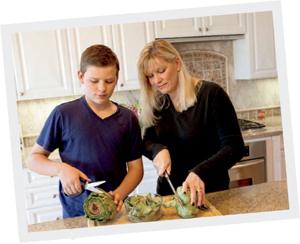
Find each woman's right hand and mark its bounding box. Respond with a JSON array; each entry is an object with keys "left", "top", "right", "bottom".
[
  {"left": 153, "top": 149, "right": 172, "bottom": 177},
  {"left": 58, "top": 163, "right": 91, "bottom": 196}
]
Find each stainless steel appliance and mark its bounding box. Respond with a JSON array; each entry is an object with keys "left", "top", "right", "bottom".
[
  {"left": 238, "top": 119, "right": 266, "bottom": 133},
  {"left": 228, "top": 124, "right": 267, "bottom": 188}
]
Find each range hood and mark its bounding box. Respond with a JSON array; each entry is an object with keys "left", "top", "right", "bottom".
[{"left": 157, "top": 34, "right": 245, "bottom": 43}]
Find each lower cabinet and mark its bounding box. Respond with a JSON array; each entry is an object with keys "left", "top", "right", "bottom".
[
  {"left": 23, "top": 168, "right": 62, "bottom": 225},
  {"left": 131, "top": 156, "right": 157, "bottom": 195},
  {"left": 27, "top": 205, "right": 62, "bottom": 225},
  {"left": 280, "top": 134, "right": 287, "bottom": 180},
  {"left": 265, "top": 133, "right": 286, "bottom": 182}
]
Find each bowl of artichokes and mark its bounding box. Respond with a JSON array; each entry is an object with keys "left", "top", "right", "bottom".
[{"left": 124, "top": 193, "right": 163, "bottom": 222}]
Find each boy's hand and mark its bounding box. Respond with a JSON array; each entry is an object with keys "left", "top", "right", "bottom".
[
  {"left": 58, "top": 162, "right": 91, "bottom": 196},
  {"left": 109, "top": 191, "right": 123, "bottom": 212}
]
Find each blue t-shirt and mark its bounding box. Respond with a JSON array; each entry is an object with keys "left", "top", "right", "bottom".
[{"left": 36, "top": 96, "right": 142, "bottom": 218}]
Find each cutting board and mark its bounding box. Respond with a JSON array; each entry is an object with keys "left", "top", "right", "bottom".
[{"left": 87, "top": 195, "right": 222, "bottom": 227}]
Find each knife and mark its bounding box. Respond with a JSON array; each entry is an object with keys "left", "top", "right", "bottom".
[{"left": 164, "top": 172, "right": 184, "bottom": 209}]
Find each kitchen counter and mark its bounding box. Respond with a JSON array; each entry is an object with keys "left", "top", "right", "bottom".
[
  {"left": 27, "top": 180, "right": 289, "bottom": 232},
  {"left": 206, "top": 180, "right": 289, "bottom": 215},
  {"left": 242, "top": 125, "right": 283, "bottom": 141}
]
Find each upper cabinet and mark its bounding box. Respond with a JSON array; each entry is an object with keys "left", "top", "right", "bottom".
[
  {"left": 12, "top": 30, "right": 74, "bottom": 101},
  {"left": 112, "top": 22, "right": 155, "bottom": 91},
  {"left": 66, "top": 25, "right": 114, "bottom": 95},
  {"left": 233, "top": 11, "right": 277, "bottom": 79},
  {"left": 154, "top": 14, "right": 246, "bottom": 38},
  {"left": 12, "top": 22, "right": 155, "bottom": 101}
]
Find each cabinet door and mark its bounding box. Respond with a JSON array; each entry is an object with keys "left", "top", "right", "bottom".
[
  {"left": 112, "top": 22, "right": 155, "bottom": 91},
  {"left": 24, "top": 185, "right": 61, "bottom": 209},
  {"left": 26, "top": 205, "right": 62, "bottom": 225},
  {"left": 12, "top": 29, "right": 74, "bottom": 100},
  {"left": 233, "top": 11, "right": 277, "bottom": 79},
  {"left": 203, "top": 14, "right": 246, "bottom": 35},
  {"left": 23, "top": 168, "right": 59, "bottom": 189},
  {"left": 155, "top": 17, "right": 203, "bottom": 38},
  {"left": 67, "top": 26, "right": 114, "bottom": 94},
  {"left": 132, "top": 156, "right": 157, "bottom": 195}
]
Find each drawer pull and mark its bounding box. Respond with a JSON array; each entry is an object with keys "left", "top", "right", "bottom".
[
  {"left": 53, "top": 194, "right": 58, "bottom": 198},
  {"left": 56, "top": 217, "right": 60, "bottom": 220}
]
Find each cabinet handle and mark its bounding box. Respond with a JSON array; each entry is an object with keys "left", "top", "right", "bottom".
[
  {"left": 53, "top": 194, "right": 57, "bottom": 198},
  {"left": 120, "top": 83, "right": 124, "bottom": 87},
  {"left": 206, "top": 27, "right": 209, "bottom": 31},
  {"left": 198, "top": 28, "right": 202, "bottom": 32},
  {"left": 56, "top": 217, "right": 60, "bottom": 220},
  {"left": 19, "top": 92, "right": 24, "bottom": 96}
]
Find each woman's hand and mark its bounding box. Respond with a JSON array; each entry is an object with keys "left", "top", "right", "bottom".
[
  {"left": 109, "top": 191, "right": 123, "bottom": 212},
  {"left": 182, "top": 172, "right": 205, "bottom": 208},
  {"left": 58, "top": 163, "right": 91, "bottom": 196},
  {"left": 153, "top": 149, "right": 172, "bottom": 177}
]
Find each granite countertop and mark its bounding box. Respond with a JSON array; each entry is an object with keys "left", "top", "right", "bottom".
[
  {"left": 206, "top": 180, "right": 289, "bottom": 215},
  {"left": 27, "top": 180, "right": 289, "bottom": 232},
  {"left": 242, "top": 125, "right": 283, "bottom": 141}
]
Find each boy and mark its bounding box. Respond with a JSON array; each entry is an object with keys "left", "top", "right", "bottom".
[{"left": 26, "top": 45, "right": 144, "bottom": 219}]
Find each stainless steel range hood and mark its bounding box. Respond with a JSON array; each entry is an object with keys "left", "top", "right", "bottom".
[{"left": 157, "top": 34, "right": 245, "bottom": 43}]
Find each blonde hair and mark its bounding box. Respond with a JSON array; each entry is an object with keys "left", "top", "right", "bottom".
[{"left": 137, "top": 39, "right": 197, "bottom": 128}]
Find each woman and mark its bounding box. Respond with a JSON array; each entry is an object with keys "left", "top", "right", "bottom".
[{"left": 137, "top": 39, "right": 244, "bottom": 209}]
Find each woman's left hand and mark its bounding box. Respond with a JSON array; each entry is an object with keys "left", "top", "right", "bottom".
[{"left": 182, "top": 172, "right": 205, "bottom": 208}]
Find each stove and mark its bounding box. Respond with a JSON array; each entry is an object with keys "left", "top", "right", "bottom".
[{"left": 238, "top": 119, "right": 266, "bottom": 133}]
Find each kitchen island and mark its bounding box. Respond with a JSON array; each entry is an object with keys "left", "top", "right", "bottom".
[{"left": 27, "top": 180, "right": 289, "bottom": 232}]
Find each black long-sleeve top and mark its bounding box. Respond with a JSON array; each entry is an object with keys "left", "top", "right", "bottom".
[{"left": 143, "top": 81, "right": 245, "bottom": 195}]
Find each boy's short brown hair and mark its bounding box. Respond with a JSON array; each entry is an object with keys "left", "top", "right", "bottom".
[{"left": 80, "top": 44, "right": 120, "bottom": 76}]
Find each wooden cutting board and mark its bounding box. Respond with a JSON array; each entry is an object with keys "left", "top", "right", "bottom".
[{"left": 88, "top": 195, "right": 222, "bottom": 227}]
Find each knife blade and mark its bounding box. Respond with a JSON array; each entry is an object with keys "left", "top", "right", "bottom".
[{"left": 164, "top": 172, "right": 184, "bottom": 209}]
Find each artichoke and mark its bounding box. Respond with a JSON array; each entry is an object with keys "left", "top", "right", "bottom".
[
  {"left": 125, "top": 193, "right": 162, "bottom": 222},
  {"left": 83, "top": 189, "right": 117, "bottom": 223},
  {"left": 163, "top": 186, "right": 199, "bottom": 218}
]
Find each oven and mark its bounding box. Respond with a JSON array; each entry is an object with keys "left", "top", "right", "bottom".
[{"left": 228, "top": 124, "right": 267, "bottom": 188}]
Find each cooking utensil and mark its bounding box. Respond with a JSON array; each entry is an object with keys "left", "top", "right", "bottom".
[
  {"left": 62, "top": 178, "right": 106, "bottom": 198},
  {"left": 164, "top": 172, "right": 184, "bottom": 209},
  {"left": 200, "top": 205, "right": 209, "bottom": 212}
]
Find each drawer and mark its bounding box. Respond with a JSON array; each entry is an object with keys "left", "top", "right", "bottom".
[
  {"left": 26, "top": 205, "right": 62, "bottom": 225},
  {"left": 23, "top": 168, "right": 59, "bottom": 189},
  {"left": 25, "top": 185, "right": 61, "bottom": 209}
]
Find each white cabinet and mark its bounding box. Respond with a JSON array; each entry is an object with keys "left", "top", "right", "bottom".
[
  {"left": 112, "top": 22, "right": 155, "bottom": 91},
  {"left": 280, "top": 134, "right": 287, "bottom": 180},
  {"left": 12, "top": 26, "right": 114, "bottom": 101},
  {"left": 233, "top": 11, "right": 277, "bottom": 79},
  {"left": 67, "top": 25, "right": 114, "bottom": 95},
  {"left": 12, "top": 29, "right": 74, "bottom": 100},
  {"left": 155, "top": 14, "right": 246, "bottom": 38},
  {"left": 265, "top": 134, "right": 286, "bottom": 182},
  {"left": 12, "top": 22, "right": 155, "bottom": 100},
  {"left": 27, "top": 205, "right": 63, "bottom": 225},
  {"left": 23, "top": 168, "right": 62, "bottom": 225},
  {"left": 132, "top": 156, "right": 157, "bottom": 195}
]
